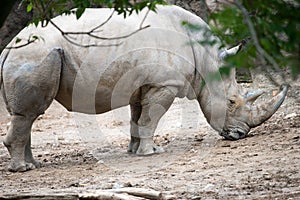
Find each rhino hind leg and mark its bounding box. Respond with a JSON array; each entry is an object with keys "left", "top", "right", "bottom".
[
  {"left": 3, "top": 115, "right": 38, "bottom": 172},
  {"left": 134, "top": 86, "right": 175, "bottom": 155},
  {"left": 3, "top": 48, "right": 62, "bottom": 172}
]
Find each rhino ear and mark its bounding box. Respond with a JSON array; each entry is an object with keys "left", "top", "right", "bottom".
[{"left": 244, "top": 90, "right": 264, "bottom": 104}]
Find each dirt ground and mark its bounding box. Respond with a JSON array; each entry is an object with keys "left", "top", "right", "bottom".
[{"left": 0, "top": 78, "right": 299, "bottom": 199}]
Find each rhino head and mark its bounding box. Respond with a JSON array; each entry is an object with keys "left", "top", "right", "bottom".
[
  {"left": 196, "top": 44, "right": 288, "bottom": 140},
  {"left": 219, "top": 84, "right": 288, "bottom": 140}
]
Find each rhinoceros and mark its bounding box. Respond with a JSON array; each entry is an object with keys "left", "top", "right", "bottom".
[{"left": 0, "top": 5, "right": 288, "bottom": 172}]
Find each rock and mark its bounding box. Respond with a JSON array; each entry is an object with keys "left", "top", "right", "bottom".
[
  {"left": 284, "top": 113, "right": 297, "bottom": 119},
  {"left": 203, "top": 183, "right": 215, "bottom": 191},
  {"left": 112, "top": 183, "right": 124, "bottom": 189}
]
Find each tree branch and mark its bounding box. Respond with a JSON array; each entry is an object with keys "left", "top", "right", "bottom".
[
  {"left": 140, "top": 8, "right": 150, "bottom": 29},
  {"left": 63, "top": 34, "right": 122, "bottom": 48},
  {"left": 48, "top": 9, "right": 151, "bottom": 47},
  {"left": 5, "top": 35, "right": 39, "bottom": 49},
  {"left": 90, "top": 11, "right": 115, "bottom": 32}
]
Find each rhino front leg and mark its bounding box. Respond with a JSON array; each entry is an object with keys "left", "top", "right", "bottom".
[
  {"left": 135, "top": 86, "right": 175, "bottom": 155},
  {"left": 3, "top": 115, "right": 37, "bottom": 172}
]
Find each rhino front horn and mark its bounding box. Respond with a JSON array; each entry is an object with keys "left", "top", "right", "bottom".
[{"left": 249, "top": 85, "right": 289, "bottom": 127}]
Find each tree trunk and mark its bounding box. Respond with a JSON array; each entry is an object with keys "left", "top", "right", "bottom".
[{"left": 0, "top": 0, "right": 32, "bottom": 53}]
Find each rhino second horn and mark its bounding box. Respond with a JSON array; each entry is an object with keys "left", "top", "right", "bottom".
[
  {"left": 249, "top": 85, "right": 289, "bottom": 127},
  {"left": 244, "top": 90, "right": 264, "bottom": 104}
]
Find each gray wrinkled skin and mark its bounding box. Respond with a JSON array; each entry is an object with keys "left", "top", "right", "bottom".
[{"left": 0, "top": 5, "right": 288, "bottom": 172}]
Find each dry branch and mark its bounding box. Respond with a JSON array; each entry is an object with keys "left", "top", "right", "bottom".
[
  {"left": 0, "top": 187, "right": 176, "bottom": 200},
  {"left": 48, "top": 8, "right": 151, "bottom": 48},
  {"left": 104, "top": 187, "right": 176, "bottom": 200},
  {"left": 5, "top": 35, "right": 40, "bottom": 49},
  {"left": 80, "top": 191, "right": 145, "bottom": 200}
]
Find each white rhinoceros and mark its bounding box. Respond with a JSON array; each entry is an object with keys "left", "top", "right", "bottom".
[{"left": 0, "top": 5, "right": 288, "bottom": 172}]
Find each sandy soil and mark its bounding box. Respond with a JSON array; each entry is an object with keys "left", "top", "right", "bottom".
[{"left": 0, "top": 80, "right": 299, "bottom": 199}]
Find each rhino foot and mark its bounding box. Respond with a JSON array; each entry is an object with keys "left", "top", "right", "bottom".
[
  {"left": 26, "top": 158, "right": 42, "bottom": 168},
  {"left": 8, "top": 162, "right": 36, "bottom": 172},
  {"left": 136, "top": 138, "right": 164, "bottom": 155},
  {"left": 30, "top": 159, "right": 42, "bottom": 168},
  {"left": 127, "top": 137, "right": 140, "bottom": 153}
]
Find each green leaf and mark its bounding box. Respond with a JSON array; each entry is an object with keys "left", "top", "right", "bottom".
[
  {"left": 181, "top": 21, "right": 203, "bottom": 31},
  {"left": 27, "top": 2, "right": 33, "bottom": 12},
  {"left": 219, "top": 66, "right": 231, "bottom": 76},
  {"left": 32, "top": 35, "right": 39, "bottom": 40},
  {"left": 33, "top": 19, "right": 39, "bottom": 27},
  {"left": 15, "top": 38, "right": 22, "bottom": 44},
  {"left": 75, "top": 7, "right": 85, "bottom": 19}
]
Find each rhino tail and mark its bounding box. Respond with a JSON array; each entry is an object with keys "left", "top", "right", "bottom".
[{"left": 0, "top": 55, "right": 4, "bottom": 90}]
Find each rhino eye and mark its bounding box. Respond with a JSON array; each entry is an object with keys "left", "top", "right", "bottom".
[
  {"left": 229, "top": 99, "right": 235, "bottom": 104},
  {"left": 228, "top": 99, "right": 236, "bottom": 110}
]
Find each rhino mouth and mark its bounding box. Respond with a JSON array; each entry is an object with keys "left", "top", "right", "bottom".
[{"left": 220, "top": 128, "right": 248, "bottom": 140}]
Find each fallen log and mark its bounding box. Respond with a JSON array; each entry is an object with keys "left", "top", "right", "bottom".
[
  {"left": 86, "top": 187, "right": 176, "bottom": 200},
  {"left": 0, "top": 187, "right": 176, "bottom": 200},
  {"left": 79, "top": 191, "right": 145, "bottom": 200}
]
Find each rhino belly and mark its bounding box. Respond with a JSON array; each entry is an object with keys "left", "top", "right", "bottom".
[
  {"left": 54, "top": 19, "right": 196, "bottom": 114},
  {"left": 55, "top": 58, "right": 188, "bottom": 115}
]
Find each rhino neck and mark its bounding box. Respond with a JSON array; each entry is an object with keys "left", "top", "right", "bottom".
[{"left": 196, "top": 71, "right": 239, "bottom": 132}]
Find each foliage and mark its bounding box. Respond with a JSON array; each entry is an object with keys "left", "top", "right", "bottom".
[
  {"left": 208, "top": 0, "right": 300, "bottom": 79},
  {"left": 22, "top": 0, "right": 166, "bottom": 26}
]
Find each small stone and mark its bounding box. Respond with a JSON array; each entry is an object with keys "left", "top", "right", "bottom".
[
  {"left": 221, "top": 144, "right": 231, "bottom": 147},
  {"left": 123, "top": 182, "right": 132, "bottom": 187},
  {"left": 203, "top": 183, "right": 214, "bottom": 191},
  {"left": 112, "top": 183, "right": 124, "bottom": 189},
  {"left": 284, "top": 113, "right": 297, "bottom": 119},
  {"left": 97, "top": 160, "right": 105, "bottom": 164},
  {"left": 293, "top": 136, "right": 299, "bottom": 140},
  {"left": 272, "top": 90, "right": 278, "bottom": 96}
]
